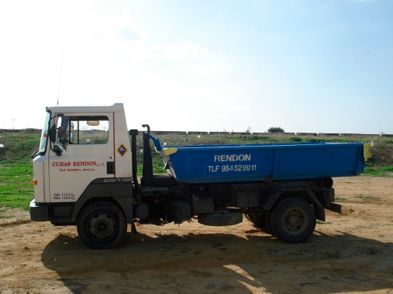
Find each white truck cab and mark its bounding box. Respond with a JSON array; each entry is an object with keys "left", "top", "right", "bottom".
[
  {"left": 32, "top": 103, "right": 132, "bottom": 203},
  {"left": 30, "top": 103, "right": 136, "bottom": 248}
]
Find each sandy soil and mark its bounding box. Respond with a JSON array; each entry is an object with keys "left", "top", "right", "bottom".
[{"left": 0, "top": 176, "right": 393, "bottom": 294}]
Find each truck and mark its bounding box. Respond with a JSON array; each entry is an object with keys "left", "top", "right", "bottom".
[{"left": 30, "top": 103, "right": 367, "bottom": 249}]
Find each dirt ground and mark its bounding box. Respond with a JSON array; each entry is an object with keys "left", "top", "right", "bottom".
[{"left": 0, "top": 176, "right": 392, "bottom": 294}]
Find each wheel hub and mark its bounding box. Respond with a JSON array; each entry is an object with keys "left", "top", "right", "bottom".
[
  {"left": 89, "top": 214, "right": 116, "bottom": 239},
  {"left": 283, "top": 208, "right": 307, "bottom": 233}
]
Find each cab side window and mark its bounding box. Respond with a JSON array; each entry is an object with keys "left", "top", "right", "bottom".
[{"left": 68, "top": 116, "right": 109, "bottom": 144}]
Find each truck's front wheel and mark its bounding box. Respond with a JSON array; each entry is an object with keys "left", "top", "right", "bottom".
[
  {"left": 77, "top": 201, "right": 127, "bottom": 249},
  {"left": 270, "top": 197, "right": 316, "bottom": 243}
]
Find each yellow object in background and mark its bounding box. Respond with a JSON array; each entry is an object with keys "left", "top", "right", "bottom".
[
  {"left": 363, "top": 143, "right": 372, "bottom": 162},
  {"left": 161, "top": 147, "right": 178, "bottom": 157}
]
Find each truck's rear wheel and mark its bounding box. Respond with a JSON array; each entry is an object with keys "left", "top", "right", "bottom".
[
  {"left": 77, "top": 201, "right": 127, "bottom": 249},
  {"left": 270, "top": 197, "right": 316, "bottom": 243}
]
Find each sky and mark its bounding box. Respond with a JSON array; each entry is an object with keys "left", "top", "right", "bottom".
[{"left": 0, "top": 0, "right": 392, "bottom": 133}]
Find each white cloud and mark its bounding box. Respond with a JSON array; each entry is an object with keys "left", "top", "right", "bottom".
[
  {"left": 151, "top": 42, "right": 209, "bottom": 60},
  {"left": 183, "top": 62, "right": 232, "bottom": 76},
  {"left": 0, "top": 0, "right": 235, "bottom": 129}
]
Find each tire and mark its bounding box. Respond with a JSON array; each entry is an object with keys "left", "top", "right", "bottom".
[
  {"left": 270, "top": 197, "right": 316, "bottom": 243},
  {"left": 246, "top": 209, "right": 273, "bottom": 234},
  {"left": 77, "top": 201, "right": 127, "bottom": 249}
]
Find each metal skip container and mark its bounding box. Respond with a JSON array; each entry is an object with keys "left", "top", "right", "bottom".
[{"left": 159, "top": 142, "right": 366, "bottom": 184}]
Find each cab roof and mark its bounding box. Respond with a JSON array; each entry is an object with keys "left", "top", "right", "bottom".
[{"left": 46, "top": 103, "right": 124, "bottom": 114}]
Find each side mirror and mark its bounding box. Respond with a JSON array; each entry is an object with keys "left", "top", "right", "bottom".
[
  {"left": 49, "top": 125, "right": 56, "bottom": 143},
  {"left": 52, "top": 144, "right": 64, "bottom": 156}
]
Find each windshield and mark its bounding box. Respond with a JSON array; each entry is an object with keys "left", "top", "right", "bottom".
[{"left": 38, "top": 111, "right": 51, "bottom": 154}]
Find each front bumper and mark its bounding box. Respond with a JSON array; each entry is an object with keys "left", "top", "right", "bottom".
[{"left": 29, "top": 199, "right": 50, "bottom": 221}]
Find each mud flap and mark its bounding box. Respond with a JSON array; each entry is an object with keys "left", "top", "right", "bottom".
[{"left": 328, "top": 202, "right": 342, "bottom": 213}]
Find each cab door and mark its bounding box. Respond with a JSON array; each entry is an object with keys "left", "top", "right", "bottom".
[{"left": 48, "top": 113, "right": 115, "bottom": 203}]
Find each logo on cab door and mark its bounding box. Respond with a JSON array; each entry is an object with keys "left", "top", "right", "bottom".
[{"left": 52, "top": 161, "right": 104, "bottom": 172}]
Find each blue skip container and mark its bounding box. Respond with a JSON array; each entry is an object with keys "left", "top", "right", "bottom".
[{"left": 157, "top": 141, "right": 366, "bottom": 184}]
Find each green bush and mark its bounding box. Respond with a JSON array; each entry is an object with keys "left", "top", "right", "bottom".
[{"left": 268, "top": 127, "right": 284, "bottom": 133}]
